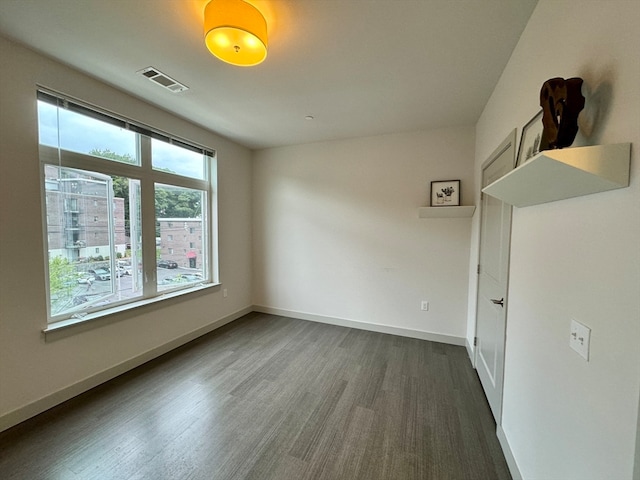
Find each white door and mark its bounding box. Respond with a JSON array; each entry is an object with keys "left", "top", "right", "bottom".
[{"left": 475, "top": 130, "right": 516, "bottom": 423}]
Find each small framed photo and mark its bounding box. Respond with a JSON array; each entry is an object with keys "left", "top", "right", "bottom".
[
  {"left": 516, "top": 110, "right": 544, "bottom": 167},
  {"left": 431, "top": 180, "right": 460, "bottom": 206}
]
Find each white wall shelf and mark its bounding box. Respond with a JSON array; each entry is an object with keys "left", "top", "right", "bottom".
[
  {"left": 482, "top": 143, "right": 631, "bottom": 208},
  {"left": 418, "top": 206, "right": 476, "bottom": 218}
]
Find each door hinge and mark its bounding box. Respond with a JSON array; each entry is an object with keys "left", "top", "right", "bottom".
[
  {"left": 477, "top": 264, "right": 481, "bottom": 275},
  {"left": 474, "top": 337, "right": 478, "bottom": 346}
]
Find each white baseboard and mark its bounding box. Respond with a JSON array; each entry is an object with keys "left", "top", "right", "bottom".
[
  {"left": 253, "top": 305, "right": 465, "bottom": 346},
  {"left": 0, "top": 305, "right": 252, "bottom": 433},
  {"left": 497, "top": 425, "right": 523, "bottom": 480}
]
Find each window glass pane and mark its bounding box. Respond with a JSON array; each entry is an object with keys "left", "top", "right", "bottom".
[
  {"left": 38, "top": 91, "right": 215, "bottom": 324},
  {"left": 38, "top": 101, "right": 60, "bottom": 148},
  {"left": 37, "top": 100, "right": 138, "bottom": 165},
  {"left": 127, "top": 180, "right": 144, "bottom": 294},
  {"left": 44, "top": 166, "right": 143, "bottom": 317},
  {"left": 152, "top": 139, "right": 205, "bottom": 179},
  {"left": 155, "top": 184, "right": 206, "bottom": 291}
]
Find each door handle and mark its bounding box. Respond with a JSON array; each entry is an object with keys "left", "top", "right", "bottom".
[{"left": 490, "top": 297, "right": 504, "bottom": 307}]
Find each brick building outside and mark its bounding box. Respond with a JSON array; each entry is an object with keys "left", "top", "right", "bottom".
[
  {"left": 157, "top": 218, "right": 203, "bottom": 269},
  {"left": 44, "top": 165, "right": 127, "bottom": 262}
]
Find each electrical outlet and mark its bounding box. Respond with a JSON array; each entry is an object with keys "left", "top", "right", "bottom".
[
  {"left": 223, "top": 288, "right": 228, "bottom": 298},
  {"left": 570, "top": 319, "right": 591, "bottom": 361},
  {"left": 421, "top": 301, "right": 429, "bottom": 311}
]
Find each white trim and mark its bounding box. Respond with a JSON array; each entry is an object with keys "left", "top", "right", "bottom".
[
  {"left": 497, "top": 425, "right": 523, "bottom": 480},
  {"left": 0, "top": 305, "right": 252, "bottom": 433},
  {"left": 474, "top": 130, "right": 517, "bottom": 425},
  {"left": 253, "top": 305, "right": 465, "bottom": 346}
]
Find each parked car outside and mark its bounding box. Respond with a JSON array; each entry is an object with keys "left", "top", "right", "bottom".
[
  {"left": 158, "top": 260, "right": 178, "bottom": 269},
  {"left": 89, "top": 268, "right": 111, "bottom": 281},
  {"left": 117, "top": 260, "right": 133, "bottom": 276},
  {"left": 108, "top": 266, "right": 127, "bottom": 277}
]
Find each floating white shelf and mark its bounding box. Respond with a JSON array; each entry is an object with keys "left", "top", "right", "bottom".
[
  {"left": 418, "top": 206, "right": 476, "bottom": 218},
  {"left": 482, "top": 143, "right": 631, "bottom": 207}
]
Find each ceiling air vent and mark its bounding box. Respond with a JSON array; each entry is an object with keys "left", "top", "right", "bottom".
[{"left": 137, "top": 67, "right": 189, "bottom": 93}]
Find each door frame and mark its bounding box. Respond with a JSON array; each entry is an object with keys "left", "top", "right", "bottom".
[{"left": 472, "top": 129, "right": 516, "bottom": 423}]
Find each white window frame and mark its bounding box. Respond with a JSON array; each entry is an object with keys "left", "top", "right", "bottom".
[{"left": 38, "top": 89, "right": 219, "bottom": 328}]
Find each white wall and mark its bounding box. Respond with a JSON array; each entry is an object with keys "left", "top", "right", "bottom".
[
  {"left": 253, "top": 127, "right": 475, "bottom": 341},
  {"left": 470, "top": 0, "right": 640, "bottom": 478},
  {"left": 0, "top": 37, "right": 253, "bottom": 429}
]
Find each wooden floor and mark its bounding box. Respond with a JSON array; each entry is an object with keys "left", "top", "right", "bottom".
[{"left": 0, "top": 313, "right": 511, "bottom": 480}]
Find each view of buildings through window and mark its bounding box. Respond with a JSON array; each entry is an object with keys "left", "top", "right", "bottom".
[
  {"left": 45, "top": 166, "right": 128, "bottom": 261},
  {"left": 38, "top": 91, "right": 215, "bottom": 322}
]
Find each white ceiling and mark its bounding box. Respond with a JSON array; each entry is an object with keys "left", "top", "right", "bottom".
[{"left": 0, "top": 0, "right": 538, "bottom": 150}]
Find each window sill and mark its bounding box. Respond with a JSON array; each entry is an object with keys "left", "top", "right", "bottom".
[{"left": 43, "top": 283, "right": 220, "bottom": 341}]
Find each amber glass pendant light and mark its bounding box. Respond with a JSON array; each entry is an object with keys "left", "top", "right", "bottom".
[{"left": 204, "top": 0, "right": 268, "bottom": 67}]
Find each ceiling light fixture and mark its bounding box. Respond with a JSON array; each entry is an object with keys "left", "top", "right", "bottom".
[{"left": 203, "top": 0, "right": 268, "bottom": 67}]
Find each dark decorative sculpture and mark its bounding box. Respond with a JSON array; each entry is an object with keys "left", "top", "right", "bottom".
[{"left": 539, "top": 77, "right": 585, "bottom": 151}]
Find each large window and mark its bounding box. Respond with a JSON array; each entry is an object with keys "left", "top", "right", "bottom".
[{"left": 38, "top": 90, "right": 217, "bottom": 324}]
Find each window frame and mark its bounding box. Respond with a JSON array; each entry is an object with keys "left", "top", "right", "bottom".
[{"left": 38, "top": 90, "right": 219, "bottom": 327}]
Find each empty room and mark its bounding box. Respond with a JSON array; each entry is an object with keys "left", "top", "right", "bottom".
[{"left": 0, "top": 1, "right": 638, "bottom": 479}]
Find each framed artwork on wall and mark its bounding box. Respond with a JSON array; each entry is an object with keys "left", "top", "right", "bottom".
[
  {"left": 516, "top": 110, "right": 544, "bottom": 167},
  {"left": 430, "top": 180, "right": 460, "bottom": 206}
]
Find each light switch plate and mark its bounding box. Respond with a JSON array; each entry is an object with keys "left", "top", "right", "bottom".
[{"left": 570, "top": 319, "right": 591, "bottom": 361}]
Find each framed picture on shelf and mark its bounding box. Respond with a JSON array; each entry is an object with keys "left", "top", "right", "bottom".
[
  {"left": 430, "top": 180, "right": 460, "bottom": 206},
  {"left": 516, "top": 110, "right": 544, "bottom": 167}
]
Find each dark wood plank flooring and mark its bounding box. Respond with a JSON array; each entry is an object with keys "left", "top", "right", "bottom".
[{"left": 0, "top": 313, "right": 511, "bottom": 479}]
